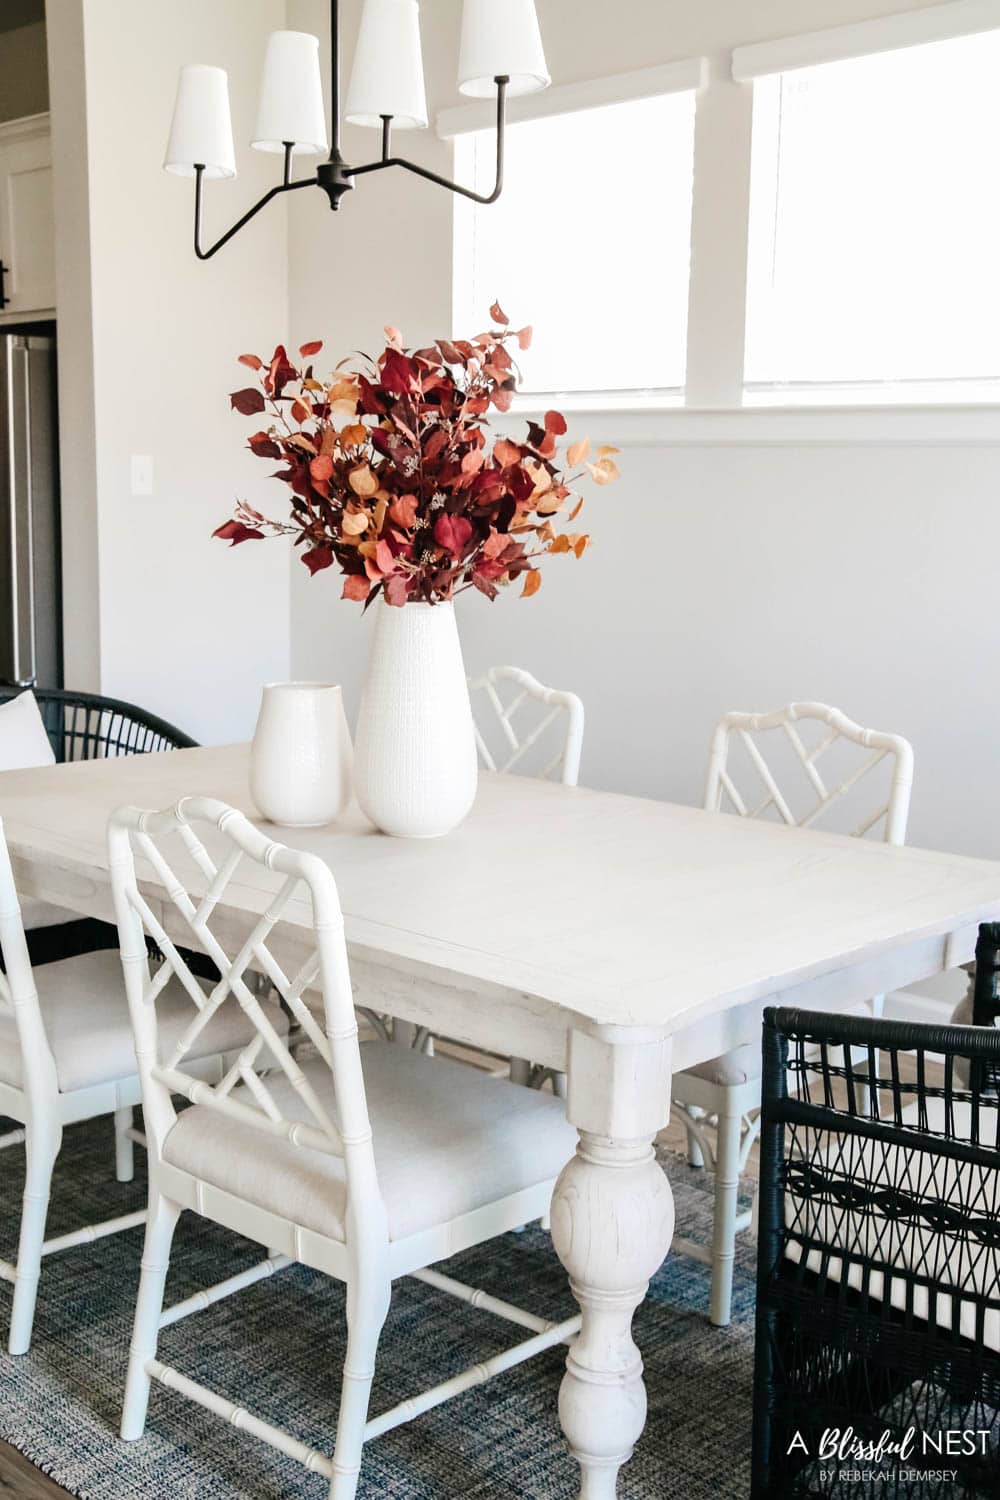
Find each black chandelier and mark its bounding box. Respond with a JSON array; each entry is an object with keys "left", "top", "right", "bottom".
[{"left": 163, "top": 0, "right": 550, "bottom": 261}]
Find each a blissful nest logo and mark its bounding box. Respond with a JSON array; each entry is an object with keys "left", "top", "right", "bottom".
[{"left": 788, "top": 1426, "right": 993, "bottom": 1485}]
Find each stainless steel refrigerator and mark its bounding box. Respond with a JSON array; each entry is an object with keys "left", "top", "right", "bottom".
[{"left": 0, "top": 329, "right": 61, "bottom": 687}]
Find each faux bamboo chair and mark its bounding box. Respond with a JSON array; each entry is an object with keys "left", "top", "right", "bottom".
[
  {"left": 752, "top": 1002, "right": 1000, "bottom": 1499},
  {"left": 0, "top": 686, "right": 197, "bottom": 968},
  {"left": 0, "top": 817, "right": 280, "bottom": 1355},
  {"left": 469, "top": 665, "right": 584, "bottom": 787},
  {"left": 467, "top": 665, "right": 584, "bottom": 1092},
  {"left": 671, "top": 702, "right": 914, "bottom": 1326},
  {"left": 375, "top": 666, "right": 584, "bottom": 1063},
  {"left": 109, "top": 797, "right": 580, "bottom": 1499}
]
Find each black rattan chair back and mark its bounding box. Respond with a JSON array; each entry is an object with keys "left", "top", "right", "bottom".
[
  {"left": 973, "top": 924, "right": 1000, "bottom": 1029},
  {"left": 0, "top": 687, "right": 196, "bottom": 965},
  {"left": 753, "top": 1002, "right": 1000, "bottom": 1499},
  {"left": 0, "top": 686, "right": 196, "bottom": 763}
]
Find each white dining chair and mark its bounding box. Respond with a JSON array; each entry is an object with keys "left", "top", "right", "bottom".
[
  {"left": 0, "top": 817, "right": 284, "bottom": 1355},
  {"left": 467, "top": 665, "right": 584, "bottom": 1091},
  {"left": 109, "top": 797, "right": 580, "bottom": 1500},
  {"left": 469, "top": 665, "right": 584, "bottom": 788},
  {"left": 671, "top": 702, "right": 914, "bottom": 1327},
  {"left": 373, "top": 666, "right": 584, "bottom": 1063}
]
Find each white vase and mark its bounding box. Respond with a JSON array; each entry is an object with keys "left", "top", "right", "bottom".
[
  {"left": 250, "top": 682, "right": 354, "bottom": 827},
  {"left": 353, "top": 599, "right": 478, "bottom": 838}
]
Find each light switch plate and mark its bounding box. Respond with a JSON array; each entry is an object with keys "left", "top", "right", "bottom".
[{"left": 130, "top": 454, "right": 154, "bottom": 496}]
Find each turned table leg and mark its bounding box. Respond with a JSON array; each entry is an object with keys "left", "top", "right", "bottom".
[{"left": 549, "top": 1027, "right": 674, "bottom": 1499}]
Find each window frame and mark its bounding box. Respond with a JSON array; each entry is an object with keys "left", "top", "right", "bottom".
[
  {"left": 441, "top": 61, "right": 704, "bottom": 411},
  {"left": 436, "top": 2, "right": 1000, "bottom": 430},
  {"left": 740, "top": 15, "right": 1000, "bottom": 406}
]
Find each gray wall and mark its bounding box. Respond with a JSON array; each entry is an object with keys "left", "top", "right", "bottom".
[{"left": 291, "top": 438, "right": 1000, "bottom": 863}]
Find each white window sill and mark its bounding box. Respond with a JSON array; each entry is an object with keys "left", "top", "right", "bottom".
[{"left": 502, "top": 399, "right": 1000, "bottom": 447}]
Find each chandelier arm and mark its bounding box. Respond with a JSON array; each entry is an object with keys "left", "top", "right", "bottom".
[
  {"left": 348, "top": 78, "right": 509, "bottom": 206},
  {"left": 193, "top": 165, "right": 319, "bottom": 261},
  {"left": 348, "top": 154, "right": 504, "bottom": 206}
]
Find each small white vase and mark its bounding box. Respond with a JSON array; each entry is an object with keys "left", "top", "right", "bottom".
[
  {"left": 250, "top": 682, "right": 354, "bottom": 828},
  {"left": 353, "top": 599, "right": 478, "bottom": 838}
]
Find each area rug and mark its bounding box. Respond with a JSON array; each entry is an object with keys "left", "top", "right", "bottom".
[{"left": 0, "top": 1116, "right": 757, "bottom": 1499}]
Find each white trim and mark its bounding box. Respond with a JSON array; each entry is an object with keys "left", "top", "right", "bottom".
[
  {"left": 732, "top": 0, "right": 1000, "bottom": 80},
  {"left": 500, "top": 402, "right": 1000, "bottom": 448},
  {"left": 0, "top": 111, "right": 50, "bottom": 146},
  {"left": 436, "top": 59, "right": 706, "bottom": 139},
  {"left": 510, "top": 389, "right": 684, "bottom": 415}
]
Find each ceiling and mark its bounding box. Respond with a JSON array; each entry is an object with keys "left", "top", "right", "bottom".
[{"left": 0, "top": 1, "right": 44, "bottom": 34}]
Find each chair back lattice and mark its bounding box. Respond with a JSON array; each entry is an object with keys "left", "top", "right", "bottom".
[
  {"left": 0, "top": 687, "right": 197, "bottom": 764},
  {"left": 0, "top": 820, "right": 59, "bottom": 1100},
  {"left": 704, "top": 701, "right": 914, "bottom": 846},
  {"left": 753, "top": 1005, "right": 1000, "bottom": 1499},
  {"left": 108, "top": 798, "right": 384, "bottom": 1242},
  {"left": 469, "top": 666, "right": 584, "bottom": 786}
]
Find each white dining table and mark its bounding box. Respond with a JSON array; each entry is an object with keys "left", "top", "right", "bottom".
[{"left": 3, "top": 741, "right": 1000, "bottom": 1498}]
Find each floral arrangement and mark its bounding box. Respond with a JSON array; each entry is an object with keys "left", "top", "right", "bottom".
[{"left": 214, "top": 305, "right": 618, "bottom": 607}]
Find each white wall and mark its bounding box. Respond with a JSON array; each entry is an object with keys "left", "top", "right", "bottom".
[
  {"left": 47, "top": 0, "right": 292, "bottom": 743},
  {"left": 47, "top": 2, "right": 100, "bottom": 692},
  {"left": 287, "top": 0, "right": 1000, "bottom": 865}
]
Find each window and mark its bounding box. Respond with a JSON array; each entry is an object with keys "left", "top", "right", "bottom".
[
  {"left": 452, "top": 90, "right": 696, "bottom": 402},
  {"left": 744, "top": 30, "right": 1000, "bottom": 405}
]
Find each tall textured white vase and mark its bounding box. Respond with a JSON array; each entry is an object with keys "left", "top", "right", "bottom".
[{"left": 353, "top": 600, "right": 478, "bottom": 838}]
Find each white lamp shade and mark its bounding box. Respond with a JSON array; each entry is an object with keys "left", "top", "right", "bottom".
[
  {"left": 346, "top": 0, "right": 429, "bottom": 130},
  {"left": 164, "top": 65, "right": 236, "bottom": 179},
  {"left": 458, "top": 0, "right": 550, "bottom": 98},
  {"left": 252, "top": 31, "right": 329, "bottom": 155}
]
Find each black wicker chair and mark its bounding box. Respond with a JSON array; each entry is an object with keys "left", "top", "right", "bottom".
[
  {"left": 752, "top": 995, "right": 1000, "bottom": 1499},
  {"left": 973, "top": 923, "right": 1000, "bottom": 1029},
  {"left": 0, "top": 686, "right": 197, "bottom": 763},
  {"left": 0, "top": 687, "right": 197, "bottom": 964}
]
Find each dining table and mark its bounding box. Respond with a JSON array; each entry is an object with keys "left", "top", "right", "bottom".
[{"left": 2, "top": 740, "right": 1000, "bottom": 1499}]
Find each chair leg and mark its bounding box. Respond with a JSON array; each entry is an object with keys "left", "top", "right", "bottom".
[
  {"left": 8, "top": 1120, "right": 61, "bottom": 1356},
  {"left": 121, "top": 1192, "right": 181, "bottom": 1441},
  {"left": 115, "top": 1106, "right": 135, "bottom": 1183},
  {"left": 684, "top": 1106, "right": 706, "bottom": 1169},
  {"left": 686, "top": 1129, "right": 705, "bottom": 1168},
  {"left": 392, "top": 1020, "right": 418, "bottom": 1048},
  {"left": 709, "top": 1101, "right": 743, "bottom": 1329},
  {"left": 328, "top": 1281, "right": 389, "bottom": 1500},
  {"left": 673, "top": 1102, "right": 707, "bottom": 1168}
]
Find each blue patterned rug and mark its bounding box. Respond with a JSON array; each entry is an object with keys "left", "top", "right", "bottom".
[{"left": 0, "top": 1115, "right": 756, "bottom": 1498}]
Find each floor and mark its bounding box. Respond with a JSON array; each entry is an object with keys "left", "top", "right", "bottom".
[
  {"left": 0, "top": 1038, "right": 703, "bottom": 1499},
  {"left": 0, "top": 1039, "right": 938, "bottom": 1498},
  {"left": 0, "top": 1444, "right": 71, "bottom": 1497}
]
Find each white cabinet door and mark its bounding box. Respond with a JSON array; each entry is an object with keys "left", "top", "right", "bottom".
[{"left": 0, "top": 117, "right": 55, "bottom": 319}]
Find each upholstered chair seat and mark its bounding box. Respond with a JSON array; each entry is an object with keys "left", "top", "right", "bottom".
[
  {"left": 0, "top": 949, "right": 287, "bottom": 1095},
  {"left": 164, "top": 1043, "right": 578, "bottom": 1244}
]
